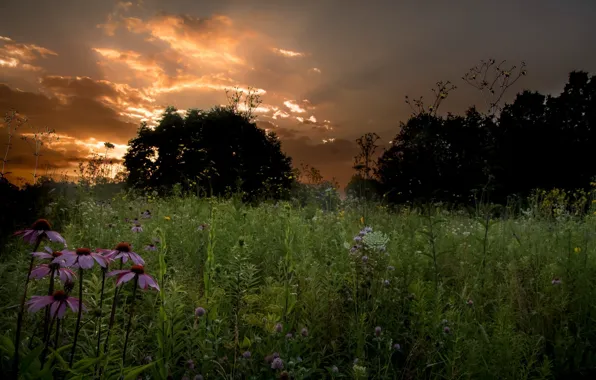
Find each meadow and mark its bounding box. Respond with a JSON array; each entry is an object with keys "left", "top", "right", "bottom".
[{"left": 1, "top": 190, "right": 596, "bottom": 379}]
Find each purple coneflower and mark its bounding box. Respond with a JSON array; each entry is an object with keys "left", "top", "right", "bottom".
[
  {"left": 27, "top": 290, "right": 84, "bottom": 319},
  {"left": 362, "top": 255, "right": 369, "bottom": 263},
  {"left": 271, "top": 357, "right": 284, "bottom": 370},
  {"left": 195, "top": 306, "right": 206, "bottom": 317},
  {"left": 14, "top": 219, "right": 66, "bottom": 245},
  {"left": 186, "top": 359, "right": 195, "bottom": 369},
  {"left": 32, "top": 246, "right": 64, "bottom": 261},
  {"left": 107, "top": 265, "right": 159, "bottom": 290},
  {"left": 131, "top": 224, "right": 143, "bottom": 233},
  {"left": 242, "top": 351, "right": 251, "bottom": 359},
  {"left": 144, "top": 244, "right": 157, "bottom": 252},
  {"left": 58, "top": 248, "right": 109, "bottom": 269},
  {"left": 141, "top": 210, "right": 152, "bottom": 219},
  {"left": 30, "top": 262, "right": 75, "bottom": 284},
  {"left": 101, "top": 242, "right": 145, "bottom": 265},
  {"left": 393, "top": 343, "right": 401, "bottom": 350},
  {"left": 285, "top": 332, "right": 292, "bottom": 339},
  {"left": 552, "top": 277, "right": 562, "bottom": 285},
  {"left": 467, "top": 299, "right": 474, "bottom": 306},
  {"left": 354, "top": 235, "right": 362, "bottom": 242},
  {"left": 443, "top": 326, "right": 451, "bottom": 334}
]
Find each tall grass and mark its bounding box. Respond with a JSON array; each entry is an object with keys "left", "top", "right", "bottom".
[{"left": 1, "top": 190, "right": 596, "bottom": 379}]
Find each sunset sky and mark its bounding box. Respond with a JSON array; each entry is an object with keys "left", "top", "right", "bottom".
[{"left": 1, "top": 0, "right": 595, "bottom": 187}]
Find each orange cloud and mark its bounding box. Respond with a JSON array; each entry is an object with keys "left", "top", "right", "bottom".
[
  {"left": 0, "top": 36, "right": 57, "bottom": 72},
  {"left": 273, "top": 48, "right": 306, "bottom": 58}
]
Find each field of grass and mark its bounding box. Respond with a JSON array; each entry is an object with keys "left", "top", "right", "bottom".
[{"left": 1, "top": 192, "right": 596, "bottom": 379}]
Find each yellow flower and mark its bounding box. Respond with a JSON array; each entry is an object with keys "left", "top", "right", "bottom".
[
  {"left": 574, "top": 247, "right": 581, "bottom": 253},
  {"left": 360, "top": 216, "right": 364, "bottom": 225},
  {"left": 592, "top": 199, "right": 596, "bottom": 203},
  {"left": 338, "top": 210, "right": 345, "bottom": 219},
  {"left": 164, "top": 216, "right": 171, "bottom": 221}
]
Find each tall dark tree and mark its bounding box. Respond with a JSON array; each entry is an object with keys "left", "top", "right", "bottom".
[{"left": 123, "top": 105, "right": 294, "bottom": 200}]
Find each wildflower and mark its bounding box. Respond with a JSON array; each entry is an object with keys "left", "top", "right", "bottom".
[
  {"left": 58, "top": 248, "right": 109, "bottom": 269},
  {"left": 552, "top": 277, "right": 562, "bottom": 285},
  {"left": 30, "top": 262, "right": 76, "bottom": 284},
  {"left": 14, "top": 219, "right": 66, "bottom": 245},
  {"left": 197, "top": 223, "right": 208, "bottom": 231},
  {"left": 375, "top": 326, "right": 382, "bottom": 337},
  {"left": 274, "top": 322, "right": 283, "bottom": 333},
  {"left": 362, "top": 255, "right": 369, "bottom": 263},
  {"left": 331, "top": 365, "right": 339, "bottom": 373},
  {"left": 364, "top": 226, "right": 373, "bottom": 233},
  {"left": 301, "top": 327, "right": 308, "bottom": 337},
  {"left": 195, "top": 307, "right": 206, "bottom": 317},
  {"left": 32, "top": 246, "right": 64, "bottom": 260},
  {"left": 273, "top": 352, "right": 280, "bottom": 359},
  {"left": 387, "top": 265, "right": 395, "bottom": 271},
  {"left": 131, "top": 224, "right": 143, "bottom": 233},
  {"left": 107, "top": 265, "right": 160, "bottom": 290},
  {"left": 574, "top": 247, "right": 581, "bottom": 253},
  {"left": 271, "top": 357, "right": 284, "bottom": 370},
  {"left": 393, "top": 343, "right": 401, "bottom": 350},
  {"left": 443, "top": 326, "right": 451, "bottom": 334},
  {"left": 101, "top": 242, "right": 145, "bottom": 265},
  {"left": 164, "top": 216, "right": 171, "bottom": 221},
  {"left": 144, "top": 244, "right": 157, "bottom": 251},
  {"left": 141, "top": 210, "right": 152, "bottom": 219},
  {"left": 285, "top": 333, "right": 293, "bottom": 339},
  {"left": 186, "top": 359, "right": 195, "bottom": 369},
  {"left": 383, "top": 279, "right": 390, "bottom": 287},
  {"left": 354, "top": 235, "right": 362, "bottom": 242},
  {"left": 467, "top": 299, "right": 474, "bottom": 306},
  {"left": 27, "top": 290, "right": 84, "bottom": 319},
  {"left": 242, "top": 351, "right": 251, "bottom": 359}
]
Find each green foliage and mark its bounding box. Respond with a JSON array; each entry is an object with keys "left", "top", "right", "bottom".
[{"left": 3, "top": 190, "right": 596, "bottom": 379}]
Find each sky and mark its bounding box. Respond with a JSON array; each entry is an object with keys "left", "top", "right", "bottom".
[{"left": 1, "top": 0, "right": 595, "bottom": 187}]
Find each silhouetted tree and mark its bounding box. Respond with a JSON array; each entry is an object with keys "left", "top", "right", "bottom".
[{"left": 124, "top": 106, "right": 294, "bottom": 200}]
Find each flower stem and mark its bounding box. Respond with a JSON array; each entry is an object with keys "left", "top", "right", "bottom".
[
  {"left": 96, "top": 268, "right": 107, "bottom": 357},
  {"left": 13, "top": 238, "right": 41, "bottom": 379},
  {"left": 40, "top": 304, "right": 59, "bottom": 367},
  {"left": 103, "top": 260, "right": 123, "bottom": 352},
  {"left": 122, "top": 276, "right": 138, "bottom": 364},
  {"left": 41, "top": 267, "right": 56, "bottom": 353},
  {"left": 69, "top": 268, "right": 84, "bottom": 367}
]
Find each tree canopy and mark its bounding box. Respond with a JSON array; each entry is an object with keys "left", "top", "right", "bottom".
[
  {"left": 376, "top": 70, "right": 596, "bottom": 206},
  {"left": 123, "top": 106, "right": 294, "bottom": 200}
]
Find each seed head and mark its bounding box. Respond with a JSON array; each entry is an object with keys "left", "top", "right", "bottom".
[
  {"left": 52, "top": 251, "right": 62, "bottom": 258},
  {"left": 75, "top": 248, "right": 91, "bottom": 256},
  {"left": 116, "top": 242, "right": 131, "bottom": 252},
  {"left": 32, "top": 219, "right": 51, "bottom": 231},
  {"left": 195, "top": 307, "right": 206, "bottom": 317},
  {"left": 52, "top": 290, "right": 67, "bottom": 301},
  {"left": 64, "top": 280, "right": 75, "bottom": 293}
]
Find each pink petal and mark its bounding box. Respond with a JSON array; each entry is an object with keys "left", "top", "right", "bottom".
[
  {"left": 45, "top": 231, "right": 66, "bottom": 244},
  {"left": 30, "top": 266, "right": 51, "bottom": 279},
  {"left": 145, "top": 275, "right": 160, "bottom": 291},
  {"left": 66, "top": 298, "right": 80, "bottom": 313},
  {"left": 78, "top": 255, "right": 94, "bottom": 269},
  {"left": 50, "top": 301, "right": 60, "bottom": 318},
  {"left": 58, "top": 268, "right": 75, "bottom": 283},
  {"left": 107, "top": 270, "right": 128, "bottom": 277},
  {"left": 32, "top": 251, "right": 53, "bottom": 259},
  {"left": 44, "top": 246, "right": 53, "bottom": 254},
  {"left": 57, "top": 253, "right": 76, "bottom": 267},
  {"left": 130, "top": 252, "right": 145, "bottom": 265},
  {"left": 137, "top": 275, "right": 147, "bottom": 289},
  {"left": 92, "top": 254, "right": 107, "bottom": 268},
  {"left": 27, "top": 296, "right": 54, "bottom": 313},
  {"left": 56, "top": 302, "right": 68, "bottom": 318},
  {"left": 116, "top": 272, "right": 135, "bottom": 287}
]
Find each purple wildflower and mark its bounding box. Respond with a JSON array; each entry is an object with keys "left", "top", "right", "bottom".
[
  {"left": 100, "top": 242, "right": 145, "bottom": 265},
  {"left": 350, "top": 245, "right": 359, "bottom": 253},
  {"left": 467, "top": 299, "right": 474, "bottom": 306},
  {"left": 186, "top": 359, "right": 195, "bottom": 369},
  {"left": 58, "top": 248, "right": 109, "bottom": 269},
  {"left": 271, "top": 357, "right": 283, "bottom": 370},
  {"left": 14, "top": 219, "right": 66, "bottom": 245},
  {"left": 242, "top": 351, "right": 251, "bottom": 359},
  {"left": 552, "top": 277, "right": 562, "bottom": 285},
  {"left": 107, "top": 265, "right": 160, "bottom": 290},
  {"left": 30, "top": 262, "right": 76, "bottom": 284},
  {"left": 144, "top": 244, "right": 157, "bottom": 251},
  {"left": 301, "top": 327, "right": 308, "bottom": 337},
  {"left": 362, "top": 255, "right": 369, "bottom": 263},
  {"left": 384, "top": 279, "right": 390, "bottom": 287},
  {"left": 27, "top": 290, "right": 84, "bottom": 319},
  {"left": 273, "top": 352, "right": 280, "bottom": 359},
  {"left": 32, "top": 246, "right": 63, "bottom": 260},
  {"left": 354, "top": 235, "right": 362, "bottom": 242},
  {"left": 141, "top": 210, "right": 152, "bottom": 219},
  {"left": 275, "top": 322, "right": 283, "bottom": 333},
  {"left": 364, "top": 226, "right": 373, "bottom": 233},
  {"left": 375, "top": 326, "right": 382, "bottom": 337},
  {"left": 443, "top": 326, "right": 451, "bottom": 334},
  {"left": 285, "top": 333, "right": 293, "bottom": 339},
  {"left": 393, "top": 343, "right": 401, "bottom": 350},
  {"left": 197, "top": 223, "right": 209, "bottom": 231},
  {"left": 131, "top": 224, "right": 143, "bottom": 233},
  {"left": 195, "top": 307, "right": 206, "bottom": 317}
]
